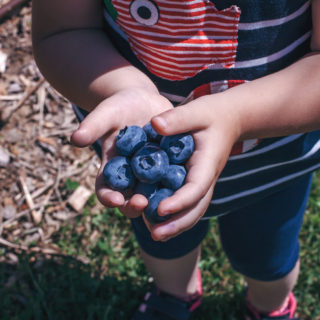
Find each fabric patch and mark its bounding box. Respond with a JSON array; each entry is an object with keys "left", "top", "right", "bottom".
[
  {"left": 182, "top": 80, "right": 261, "bottom": 155},
  {"left": 107, "top": 0, "right": 241, "bottom": 80}
]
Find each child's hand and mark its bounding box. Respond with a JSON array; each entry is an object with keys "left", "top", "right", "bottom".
[
  {"left": 71, "top": 87, "right": 173, "bottom": 218},
  {"left": 144, "top": 94, "right": 242, "bottom": 241}
]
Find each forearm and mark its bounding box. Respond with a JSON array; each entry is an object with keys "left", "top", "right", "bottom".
[
  {"left": 205, "top": 52, "right": 320, "bottom": 140},
  {"left": 32, "top": 29, "right": 158, "bottom": 110}
]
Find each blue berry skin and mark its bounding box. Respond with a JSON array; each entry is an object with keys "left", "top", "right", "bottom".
[
  {"left": 145, "top": 188, "right": 174, "bottom": 224},
  {"left": 143, "top": 122, "right": 162, "bottom": 142},
  {"left": 103, "top": 156, "right": 136, "bottom": 191},
  {"left": 131, "top": 143, "right": 169, "bottom": 184},
  {"left": 116, "top": 126, "right": 147, "bottom": 157},
  {"left": 161, "top": 165, "right": 186, "bottom": 190},
  {"left": 160, "top": 134, "right": 195, "bottom": 164},
  {"left": 135, "top": 182, "right": 158, "bottom": 199}
]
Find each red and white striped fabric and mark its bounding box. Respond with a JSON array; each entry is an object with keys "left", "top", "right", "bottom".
[
  {"left": 111, "top": 0, "right": 241, "bottom": 80},
  {"left": 181, "top": 80, "right": 261, "bottom": 155}
]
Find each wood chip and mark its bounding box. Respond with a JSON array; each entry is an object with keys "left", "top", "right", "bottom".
[{"left": 67, "top": 185, "right": 92, "bottom": 212}]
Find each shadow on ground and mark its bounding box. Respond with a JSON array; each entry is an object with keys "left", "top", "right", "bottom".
[{"left": 0, "top": 251, "right": 246, "bottom": 320}]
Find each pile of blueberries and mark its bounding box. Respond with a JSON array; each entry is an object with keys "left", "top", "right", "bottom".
[{"left": 103, "top": 123, "right": 194, "bottom": 224}]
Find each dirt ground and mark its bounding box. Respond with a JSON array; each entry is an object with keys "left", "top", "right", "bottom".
[{"left": 0, "top": 2, "right": 101, "bottom": 262}]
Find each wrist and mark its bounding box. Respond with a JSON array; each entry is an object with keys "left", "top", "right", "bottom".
[{"left": 195, "top": 93, "right": 243, "bottom": 143}]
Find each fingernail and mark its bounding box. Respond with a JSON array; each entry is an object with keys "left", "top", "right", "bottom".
[{"left": 153, "top": 116, "right": 167, "bottom": 130}]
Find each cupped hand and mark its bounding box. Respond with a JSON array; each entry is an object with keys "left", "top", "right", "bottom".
[
  {"left": 71, "top": 87, "right": 173, "bottom": 218},
  {"left": 143, "top": 93, "right": 242, "bottom": 241}
]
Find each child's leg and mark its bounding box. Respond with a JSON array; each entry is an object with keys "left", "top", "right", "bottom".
[
  {"left": 140, "top": 245, "right": 201, "bottom": 299},
  {"left": 130, "top": 216, "right": 209, "bottom": 297},
  {"left": 218, "top": 173, "right": 313, "bottom": 314},
  {"left": 244, "top": 259, "right": 300, "bottom": 312}
]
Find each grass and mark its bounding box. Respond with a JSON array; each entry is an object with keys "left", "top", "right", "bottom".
[{"left": 1, "top": 173, "right": 320, "bottom": 319}]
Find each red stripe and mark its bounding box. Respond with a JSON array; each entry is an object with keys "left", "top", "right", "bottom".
[
  {"left": 123, "top": 28, "right": 238, "bottom": 47},
  {"left": 117, "top": 14, "right": 238, "bottom": 28},
  {"left": 112, "top": 0, "right": 240, "bottom": 80},
  {"left": 193, "top": 83, "right": 212, "bottom": 99},
  {"left": 132, "top": 39, "right": 236, "bottom": 62},
  {"left": 227, "top": 79, "right": 246, "bottom": 88},
  {"left": 117, "top": 20, "right": 238, "bottom": 35},
  {"left": 230, "top": 142, "right": 244, "bottom": 155},
  {"left": 114, "top": 1, "right": 240, "bottom": 19}
]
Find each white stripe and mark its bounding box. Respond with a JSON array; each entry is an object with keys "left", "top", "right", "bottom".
[
  {"left": 105, "top": 9, "right": 233, "bottom": 41},
  {"left": 242, "top": 139, "right": 258, "bottom": 152},
  {"left": 105, "top": 9, "right": 311, "bottom": 72},
  {"left": 238, "top": 1, "right": 310, "bottom": 30},
  {"left": 133, "top": 23, "right": 237, "bottom": 35},
  {"left": 232, "top": 31, "right": 312, "bottom": 69},
  {"left": 219, "top": 138, "right": 320, "bottom": 182},
  {"left": 212, "top": 163, "right": 319, "bottom": 205},
  {"left": 129, "top": 36, "right": 237, "bottom": 48},
  {"left": 136, "top": 46, "right": 236, "bottom": 61},
  {"left": 159, "top": 92, "right": 186, "bottom": 102},
  {"left": 229, "top": 134, "right": 304, "bottom": 160},
  {"left": 115, "top": 0, "right": 240, "bottom": 21},
  {"left": 117, "top": 12, "right": 238, "bottom": 29},
  {"left": 210, "top": 80, "right": 229, "bottom": 93},
  {"left": 119, "top": 25, "right": 237, "bottom": 40},
  {"left": 134, "top": 46, "right": 234, "bottom": 68},
  {"left": 160, "top": 19, "right": 239, "bottom": 29}
]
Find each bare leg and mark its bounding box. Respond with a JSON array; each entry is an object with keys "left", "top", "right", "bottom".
[
  {"left": 245, "top": 260, "right": 300, "bottom": 313},
  {"left": 139, "top": 245, "right": 201, "bottom": 299}
]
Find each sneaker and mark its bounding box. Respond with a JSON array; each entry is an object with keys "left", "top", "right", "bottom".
[
  {"left": 245, "top": 292, "right": 300, "bottom": 320},
  {"left": 131, "top": 268, "right": 202, "bottom": 320}
]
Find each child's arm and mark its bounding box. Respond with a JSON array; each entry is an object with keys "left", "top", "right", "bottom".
[
  {"left": 146, "top": 0, "right": 320, "bottom": 242},
  {"left": 32, "top": 0, "right": 173, "bottom": 217},
  {"left": 32, "top": 0, "right": 158, "bottom": 109}
]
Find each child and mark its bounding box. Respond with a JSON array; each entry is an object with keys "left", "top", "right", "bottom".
[{"left": 32, "top": 0, "right": 320, "bottom": 318}]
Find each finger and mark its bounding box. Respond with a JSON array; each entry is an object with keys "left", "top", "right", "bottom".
[
  {"left": 71, "top": 95, "right": 123, "bottom": 147},
  {"left": 149, "top": 186, "right": 213, "bottom": 241},
  {"left": 119, "top": 194, "right": 149, "bottom": 218},
  {"left": 151, "top": 102, "right": 209, "bottom": 136},
  {"left": 157, "top": 132, "right": 218, "bottom": 215},
  {"left": 95, "top": 169, "right": 125, "bottom": 207}
]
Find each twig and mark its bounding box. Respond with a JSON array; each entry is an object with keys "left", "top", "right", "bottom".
[
  {"left": 0, "top": 0, "right": 30, "bottom": 22},
  {"left": 0, "top": 237, "right": 28, "bottom": 250},
  {"left": 19, "top": 170, "right": 42, "bottom": 224},
  {"left": 0, "top": 202, "right": 44, "bottom": 232},
  {"left": 0, "top": 77, "right": 45, "bottom": 126},
  {"left": 37, "top": 85, "right": 46, "bottom": 136},
  {"left": 0, "top": 94, "right": 23, "bottom": 100}
]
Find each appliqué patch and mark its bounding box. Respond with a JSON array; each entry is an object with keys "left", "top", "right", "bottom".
[
  {"left": 181, "top": 80, "right": 261, "bottom": 155},
  {"left": 107, "top": 0, "right": 241, "bottom": 80}
]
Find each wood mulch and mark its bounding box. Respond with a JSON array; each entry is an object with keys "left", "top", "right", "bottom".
[{"left": 0, "top": 2, "right": 101, "bottom": 263}]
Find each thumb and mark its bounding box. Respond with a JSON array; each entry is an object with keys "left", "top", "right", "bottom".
[
  {"left": 71, "top": 97, "right": 121, "bottom": 148},
  {"left": 151, "top": 103, "right": 207, "bottom": 136}
]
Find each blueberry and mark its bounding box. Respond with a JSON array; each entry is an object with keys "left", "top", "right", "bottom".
[
  {"left": 143, "top": 122, "right": 162, "bottom": 142},
  {"left": 103, "top": 156, "right": 136, "bottom": 191},
  {"left": 161, "top": 164, "right": 186, "bottom": 190},
  {"left": 135, "top": 181, "right": 158, "bottom": 199},
  {"left": 116, "top": 125, "right": 147, "bottom": 157},
  {"left": 160, "top": 134, "right": 195, "bottom": 164},
  {"left": 145, "top": 188, "right": 174, "bottom": 224},
  {"left": 131, "top": 143, "right": 169, "bottom": 184}
]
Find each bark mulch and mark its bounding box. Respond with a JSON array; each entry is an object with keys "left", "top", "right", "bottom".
[{"left": 0, "top": 1, "right": 101, "bottom": 264}]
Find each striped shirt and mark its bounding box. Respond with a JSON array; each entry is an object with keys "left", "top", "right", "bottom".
[{"left": 96, "top": 0, "right": 320, "bottom": 217}]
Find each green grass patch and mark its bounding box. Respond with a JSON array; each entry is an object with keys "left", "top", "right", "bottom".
[{"left": 1, "top": 173, "right": 320, "bottom": 319}]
